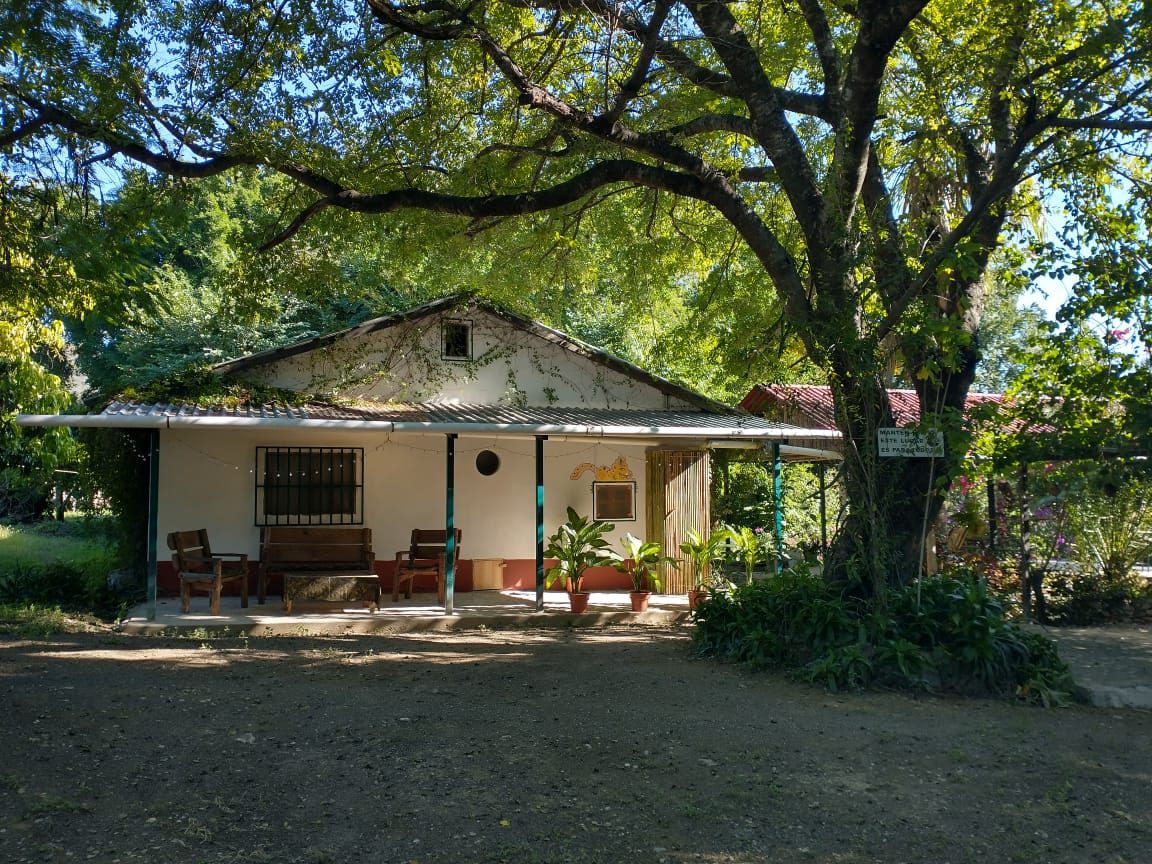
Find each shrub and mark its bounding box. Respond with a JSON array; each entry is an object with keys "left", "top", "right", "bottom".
[
  {"left": 692, "top": 566, "right": 1075, "bottom": 703},
  {"left": 1046, "top": 570, "right": 1152, "bottom": 625},
  {"left": 692, "top": 566, "right": 858, "bottom": 668},
  {"left": 1038, "top": 478, "right": 1152, "bottom": 625}
]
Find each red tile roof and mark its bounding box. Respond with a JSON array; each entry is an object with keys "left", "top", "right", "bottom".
[{"left": 740, "top": 384, "right": 1010, "bottom": 430}]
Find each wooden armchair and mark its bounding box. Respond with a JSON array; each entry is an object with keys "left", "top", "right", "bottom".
[
  {"left": 393, "top": 529, "right": 462, "bottom": 602},
  {"left": 167, "top": 529, "right": 249, "bottom": 615}
]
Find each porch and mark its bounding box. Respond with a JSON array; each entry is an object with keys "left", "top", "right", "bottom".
[{"left": 120, "top": 589, "right": 692, "bottom": 636}]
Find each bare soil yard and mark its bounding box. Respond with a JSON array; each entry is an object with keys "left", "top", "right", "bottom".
[{"left": 2, "top": 627, "right": 1150, "bottom": 864}]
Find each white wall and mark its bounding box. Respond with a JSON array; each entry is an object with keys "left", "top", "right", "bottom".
[
  {"left": 158, "top": 428, "right": 651, "bottom": 561},
  {"left": 235, "top": 309, "right": 693, "bottom": 410}
]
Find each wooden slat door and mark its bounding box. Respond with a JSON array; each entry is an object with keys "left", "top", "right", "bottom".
[{"left": 646, "top": 450, "right": 711, "bottom": 593}]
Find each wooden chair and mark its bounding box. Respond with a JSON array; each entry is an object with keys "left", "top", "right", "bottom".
[
  {"left": 167, "top": 529, "right": 249, "bottom": 615},
  {"left": 393, "top": 529, "right": 462, "bottom": 602}
]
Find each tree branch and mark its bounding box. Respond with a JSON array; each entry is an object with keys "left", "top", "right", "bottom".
[
  {"left": 365, "top": 0, "right": 473, "bottom": 39},
  {"left": 602, "top": 0, "right": 671, "bottom": 127},
  {"left": 833, "top": 0, "right": 930, "bottom": 222},
  {"left": 0, "top": 115, "right": 48, "bottom": 150},
  {"left": 256, "top": 158, "right": 694, "bottom": 247},
  {"left": 683, "top": 0, "right": 824, "bottom": 239},
  {"left": 1045, "top": 118, "right": 1152, "bottom": 132},
  {"left": 667, "top": 114, "right": 758, "bottom": 140},
  {"left": 4, "top": 89, "right": 252, "bottom": 179},
  {"left": 860, "top": 148, "right": 910, "bottom": 306},
  {"left": 735, "top": 167, "right": 778, "bottom": 183},
  {"left": 797, "top": 0, "right": 842, "bottom": 106}
]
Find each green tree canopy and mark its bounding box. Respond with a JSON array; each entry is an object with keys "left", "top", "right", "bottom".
[
  {"left": 0, "top": 172, "right": 89, "bottom": 518},
  {"left": 984, "top": 169, "right": 1152, "bottom": 468},
  {"left": 3, "top": 0, "right": 1150, "bottom": 589}
]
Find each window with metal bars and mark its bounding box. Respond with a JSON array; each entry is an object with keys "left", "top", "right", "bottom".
[{"left": 254, "top": 447, "right": 364, "bottom": 525}]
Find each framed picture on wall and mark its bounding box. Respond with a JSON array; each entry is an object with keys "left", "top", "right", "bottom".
[{"left": 593, "top": 481, "right": 636, "bottom": 521}]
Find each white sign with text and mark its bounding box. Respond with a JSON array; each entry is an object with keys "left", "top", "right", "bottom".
[{"left": 877, "top": 427, "right": 945, "bottom": 458}]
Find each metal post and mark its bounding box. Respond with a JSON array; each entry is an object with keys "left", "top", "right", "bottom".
[
  {"left": 146, "top": 430, "right": 160, "bottom": 621},
  {"left": 773, "top": 443, "right": 783, "bottom": 575},
  {"left": 818, "top": 462, "right": 828, "bottom": 558},
  {"left": 535, "top": 435, "right": 546, "bottom": 611},
  {"left": 1019, "top": 464, "right": 1033, "bottom": 619},
  {"left": 445, "top": 433, "right": 457, "bottom": 615}
]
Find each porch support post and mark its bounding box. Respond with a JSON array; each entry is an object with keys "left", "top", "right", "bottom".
[
  {"left": 445, "top": 433, "right": 457, "bottom": 615},
  {"left": 535, "top": 435, "right": 546, "bottom": 612},
  {"left": 773, "top": 443, "right": 784, "bottom": 575},
  {"left": 818, "top": 462, "right": 828, "bottom": 558},
  {"left": 1019, "top": 463, "right": 1033, "bottom": 620},
  {"left": 146, "top": 429, "right": 160, "bottom": 621}
]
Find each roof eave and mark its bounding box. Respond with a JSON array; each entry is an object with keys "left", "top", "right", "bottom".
[{"left": 15, "top": 412, "right": 843, "bottom": 441}]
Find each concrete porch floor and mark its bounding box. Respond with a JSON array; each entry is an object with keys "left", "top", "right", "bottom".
[{"left": 120, "top": 589, "right": 692, "bottom": 636}]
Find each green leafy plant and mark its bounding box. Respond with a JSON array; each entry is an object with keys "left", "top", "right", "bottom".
[
  {"left": 614, "top": 533, "right": 674, "bottom": 593},
  {"left": 543, "top": 507, "right": 617, "bottom": 593},
  {"left": 725, "top": 524, "right": 769, "bottom": 585},
  {"left": 1044, "top": 481, "right": 1152, "bottom": 624},
  {"left": 800, "top": 644, "right": 874, "bottom": 692},
  {"left": 679, "top": 527, "right": 734, "bottom": 592}
]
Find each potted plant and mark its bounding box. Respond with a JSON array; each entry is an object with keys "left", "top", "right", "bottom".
[
  {"left": 679, "top": 526, "right": 734, "bottom": 610},
  {"left": 544, "top": 507, "right": 617, "bottom": 612},
  {"left": 614, "top": 533, "right": 674, "bottom": 611}
]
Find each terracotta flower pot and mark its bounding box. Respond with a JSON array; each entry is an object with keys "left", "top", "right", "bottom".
[
  {"left": 568, "top": 591, "right": 590, "bottom": 613},
  {"left": 687, "top": 589, "right": 705, "bottom": 611},
  {"left": 629, "top": 591, "right": 651, "bottom": 612}
]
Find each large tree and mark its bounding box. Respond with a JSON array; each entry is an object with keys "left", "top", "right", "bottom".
[
  {"left": 0, "top": 171, "right": 89, "bottom": 518},
  {"left": 3, "top": 0, "right": 1150, "bottom": 590}
]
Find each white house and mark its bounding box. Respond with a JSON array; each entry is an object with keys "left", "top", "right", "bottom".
[{"left": 19, "top": 296, "right": 839, "bottom": 616}]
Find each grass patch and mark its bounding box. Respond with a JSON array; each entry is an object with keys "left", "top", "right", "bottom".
[
  {"left": 0, "top": 515, "right": 133, "bottom": 635},
  {"left": 0, "top": 602, "right": 116, "bottom": 637},
  {"left": 0, "top": 520, "right": 103, "bottom": 567}
]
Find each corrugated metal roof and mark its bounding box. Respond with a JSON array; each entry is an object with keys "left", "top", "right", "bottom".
[
  {"left": 99, "top": 400, "right": 802, "bottom": 432},
  {"left": 103, "top": 401, "right": 312, "bottom": 420},
  {"left": 19, "top": 399, "right": 843, "bottom": 459}
]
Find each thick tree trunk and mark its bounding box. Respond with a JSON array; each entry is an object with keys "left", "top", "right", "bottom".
[{"left": 823, "top": 344, "right": 979, "bottom": 596}]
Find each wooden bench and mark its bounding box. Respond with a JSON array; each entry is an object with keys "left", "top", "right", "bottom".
[{"left": 258, "top": 526, "right": 379, "bottom": 614}]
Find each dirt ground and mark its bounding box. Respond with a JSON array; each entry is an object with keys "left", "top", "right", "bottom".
[{"left": 2, "top": 626, "right": 1150, "bottom": 864}]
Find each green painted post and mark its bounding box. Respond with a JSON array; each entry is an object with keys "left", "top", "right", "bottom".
[
  {"left": 445, "top": 433, "right": 457, "bottom": 615},
  {"left": 536, "top": 435, "right": 546, "bottom": 611},
  {"left": 818, "top": 462, "right": 828, "bottom": 558},
  {"left": 773, "top": 443, "right": 783, "bottom": 576},
  {"left": 146, "top": 430, "right": 160, "bottom": 621}
]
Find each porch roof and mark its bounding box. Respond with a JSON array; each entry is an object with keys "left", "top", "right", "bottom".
[{"left": 17, "top": 399, "right": 843, "bottom": 460}]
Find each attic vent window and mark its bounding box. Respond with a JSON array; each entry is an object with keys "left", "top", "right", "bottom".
[
  {"left": 442, "top": 319, "right": 473, "bottom": 360},
  {"left": 476, "top": 450, "right": 500, "bottom": 476}
]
